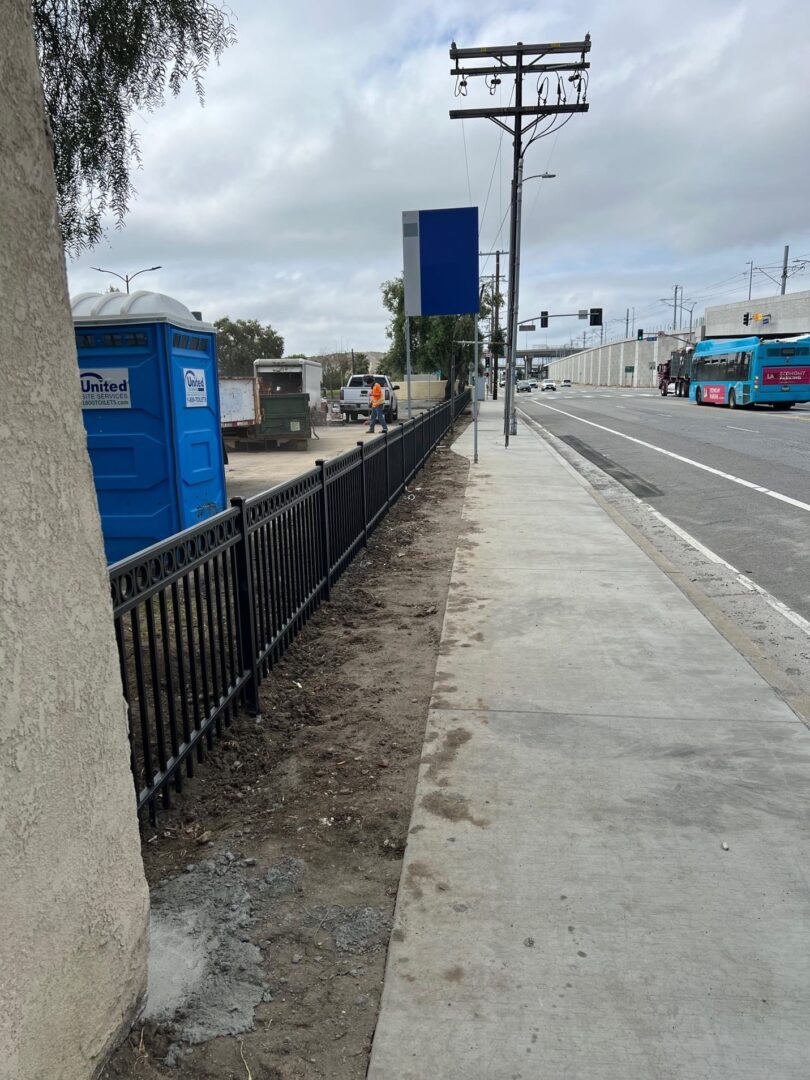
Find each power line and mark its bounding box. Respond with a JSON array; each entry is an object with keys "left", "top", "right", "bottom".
[
  {"left": 460, "top": 119, "right": 473, "bottom": 206},
  {"left": 450, "top": 35, "right": 592, "bottom": 445}
]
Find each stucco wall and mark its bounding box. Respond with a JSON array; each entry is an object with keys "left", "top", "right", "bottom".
[{"left": 0, "top": 5, "right": 149, "bottom": 1078}]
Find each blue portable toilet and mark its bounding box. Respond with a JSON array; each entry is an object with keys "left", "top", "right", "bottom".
[{"left": 72, "top": 291, "right": 226, "bottom": 563}]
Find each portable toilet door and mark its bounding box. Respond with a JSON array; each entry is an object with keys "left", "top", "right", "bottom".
[{"left": 72, "top": 291, "right": 227, "bottom": 563}]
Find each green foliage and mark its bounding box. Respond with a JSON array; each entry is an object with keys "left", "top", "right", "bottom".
[
  {"left": 380, "top": 276, "right": 484, "bottom": 379},
  {"left": 319, "top": 353, "right": 353, "bottom": 392},
  {"left": 318, "top": 351, "right": 369, "bottom": 391},
  {"left": 32, "top": 0, "right": 236, "bottom": 252},
  {"left": 214, "top": 317, "right": 284, "bottom": 377}
]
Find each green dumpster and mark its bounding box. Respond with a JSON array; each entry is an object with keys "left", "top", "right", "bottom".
[{"left": 258, "top": 393, "right": 311, "bottom": 444}]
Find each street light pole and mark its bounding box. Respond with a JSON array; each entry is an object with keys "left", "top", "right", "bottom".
[
  {"left": 505, "top": 168, "right": 556, "bottom": 444},
  {"left": 91, "top": 265, "right": 162, "bottom": 294}
]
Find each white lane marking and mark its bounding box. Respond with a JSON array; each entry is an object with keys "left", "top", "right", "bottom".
[
  {"left": 727, "top": 425, "right": 760, "bottom": 433},
  {"left": 529, "top": 399, "right": 810, "bottom": 514},
  {"left": 648, "top": 509, "right": 810, "bottom": 638}
]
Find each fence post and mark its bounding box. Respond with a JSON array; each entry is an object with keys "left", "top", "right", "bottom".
[
  {"left": 230, "top": 497, "right": 259, "bottom": 713},
  {"left": 357, "top": 440, "right": 368, "bottom": 548},
  {"left": 400, "top": 421, "right": 407, "bottom": 486},
  {"left": 384, "top": 430, "right": 390, "bottom": 510},
  {"left": 316, "top": 459, "right": 332, "bottom": 601}
]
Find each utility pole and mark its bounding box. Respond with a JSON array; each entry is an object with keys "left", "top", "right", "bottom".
[
  {"left": 480, "top": 250, "right": 505, "bottom": 399},
  {"left": 450, "top": 35, "right": 591, "bottom": 445},
  {"left": 747, "top": 260, "right": 753, "bottom": 301},
  {"left": 781, "top": 244, "right": 789, "bottom": 295},
  {"left": 672, "top": 285, "right": 679, "bottom": 331},
  {"left": 494, "top": 251, "right": 500, "bottom": 400},
  {"left": 625, "top": 308, "right": 629, "bottom": 338},
  {"left": 504, "top": 155, "right": 526, "bottom": 438}
]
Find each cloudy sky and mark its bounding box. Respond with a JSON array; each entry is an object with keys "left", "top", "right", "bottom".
[{"left": 66, "top": 0, "right": 810, "bottom": 354}]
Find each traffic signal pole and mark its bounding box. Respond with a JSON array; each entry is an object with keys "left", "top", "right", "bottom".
[{"left": 449, "top": 36, "right": 591, "bottom": 445}]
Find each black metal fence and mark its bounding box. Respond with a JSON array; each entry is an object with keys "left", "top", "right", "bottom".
[{"left": 110, "top": 392, "right": 470, "bottom": 819}]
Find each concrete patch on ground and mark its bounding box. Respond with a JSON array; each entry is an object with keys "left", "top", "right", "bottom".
[
  {"left": 304, "top": 905, "right": 391, "bottom": 955},
  {"left": 143, "top": 854, "right": 268, "bottom": 1058}
]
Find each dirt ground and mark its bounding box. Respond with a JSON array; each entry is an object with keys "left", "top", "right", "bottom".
[{"left": 101, "top": 429, "right": 469, "bottom": 1080}]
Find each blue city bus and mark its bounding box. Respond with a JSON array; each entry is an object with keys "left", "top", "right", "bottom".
[{"left": 690, "top": 335, "right": 810, "bottom": 409}]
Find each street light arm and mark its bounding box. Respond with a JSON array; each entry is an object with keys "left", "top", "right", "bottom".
[
  {"left": 127, "top": 265, "right": 162, "bottom": 283},
  {"left": 91, "top": 267, "right": 127, "bottom": 283},
  {"left": 521, "top": 172, "right": 556, "bottom": 184}
]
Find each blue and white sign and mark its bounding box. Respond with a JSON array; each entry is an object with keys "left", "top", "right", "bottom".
[
  {"left": 80, "top": 367, "right": 131, "bottom": 410},
  {"left": 183, "top": 367, "right": 208, "bottom": 407},
  {"left": 402, "top": 207, "right": 479, "bottom": 317}
]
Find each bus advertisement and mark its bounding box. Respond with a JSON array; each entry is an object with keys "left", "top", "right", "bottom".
[{"left": 690, "top": 335, "right": 810, "bottom": 409}]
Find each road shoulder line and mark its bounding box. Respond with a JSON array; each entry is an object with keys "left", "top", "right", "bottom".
[{"left": 518, "top": 408, "right": 810, "bottom": 728}]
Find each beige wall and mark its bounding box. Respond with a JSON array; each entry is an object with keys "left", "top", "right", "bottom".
[
  {"left": 404, "top": 379, "right": 448, "bottom": 401},
  {"left": 545, "top": 334, "right": 690, "bottom": 388},
  {"left": 0, "top": 5, "right": 149, "bottom": 1078}
]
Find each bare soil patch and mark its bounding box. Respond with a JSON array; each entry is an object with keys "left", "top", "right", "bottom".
[{"left": 101, "top": 432, "right": 469, "bottom": 1080}]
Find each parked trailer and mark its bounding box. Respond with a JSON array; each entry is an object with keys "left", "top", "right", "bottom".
[
  {"left": 219, "top": 376, "right": 260, "bottom": 431},
  {"left": 253, "top": 358, "right": 323, "bottom": 410}
]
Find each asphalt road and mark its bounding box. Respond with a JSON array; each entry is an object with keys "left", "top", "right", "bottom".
[{"left": 519, "top": 386, "right": 810, "bottom": 620}]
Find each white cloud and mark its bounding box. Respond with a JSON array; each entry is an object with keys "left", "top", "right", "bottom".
[{"left": 67, "top": 0, "right": 810, "bottom": 353}]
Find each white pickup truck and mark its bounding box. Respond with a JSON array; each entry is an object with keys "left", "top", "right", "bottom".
[{"left": 339, "top": 374, "right": 400, "bottom": 423}]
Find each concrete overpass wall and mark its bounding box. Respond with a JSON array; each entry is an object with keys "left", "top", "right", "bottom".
[
  {"left": 545, "top": 334, "right": 688, "bottom": 388},
  {"left": 704, "top": 290, "right": 810, "bottom": 339}
]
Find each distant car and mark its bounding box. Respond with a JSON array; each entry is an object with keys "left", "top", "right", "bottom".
[
  {"left": 541, "top": 379, "right": 557, "bottom": 392},
  {"left": 529, "top": 378, "right": 538, "bottom": 388},
  {"left": 561, "top": 378, "right": 572, "bottom": 388},
  {"left": 516, "top": 380, "right": 533, "bottom": 393}
]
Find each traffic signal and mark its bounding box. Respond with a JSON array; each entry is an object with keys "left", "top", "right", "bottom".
[
  {"left": 743, "top": 313, "right": 750, "bottom": 326},
  {"left": 589, "top": 307, "right": 602, "bottom": 327},
  {"left": 540, "top": 311, "right": 549, "bottom": 328},
  {"left": 637, "top": 329, "right": 644, "bottom": 340}
]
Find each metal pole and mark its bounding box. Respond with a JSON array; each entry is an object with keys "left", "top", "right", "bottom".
[
  {"left": 747, "top": 261, "right": 753, "bottom": 301},
  {"left": 405, "top": 314, "right": 413, "bottom": 419},
  {"left": 625, "top": 307, "right": 629, "bottom": 338},
  {"left": 450, "top": 348, "right": 456, "bottom": 438},
  {"left": 781, "top": 244, "right": 789, "bottom": 295},
  {"left": 493, "top": 252, "right": 500, "bottom": 400},
  {"left": 504, "top": 46, "right": 523, "bottom": 447},
  {"left": 473, "top": 318, "right": 479, "bottom": 464},
  {"left": 673, "top": 285, "right": 678, "bottom": 331},
  {"left": 507, "top": 155, "right": 524, "bottom": 439}
]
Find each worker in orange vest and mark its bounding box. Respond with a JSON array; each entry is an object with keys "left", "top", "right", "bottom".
[{"left": 366, "top": 378, "right": 388, "bottom": 433}]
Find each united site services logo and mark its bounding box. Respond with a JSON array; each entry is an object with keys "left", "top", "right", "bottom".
[
  {"left": 183, "top": 367, "right": 208, "bottom": 407},
  {"left": 80, "top": 368, "right": 131, "bottom": 409},
  {"left": 185, "top": 370, "right": 205, "bottom": 392}
]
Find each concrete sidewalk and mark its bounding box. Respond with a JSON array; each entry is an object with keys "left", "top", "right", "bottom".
[{"left": 368, "top": 401, "right": 810, "bottom": 1080}]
